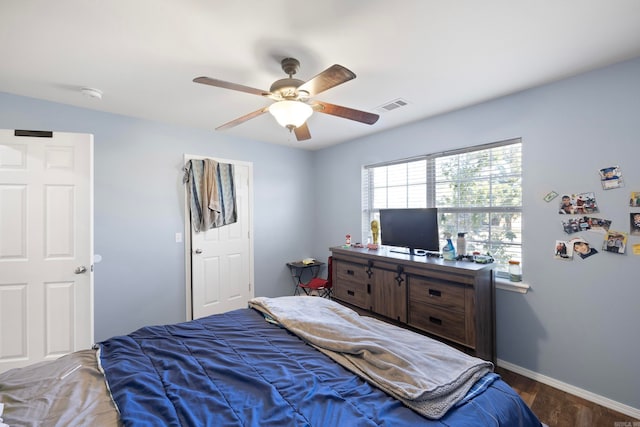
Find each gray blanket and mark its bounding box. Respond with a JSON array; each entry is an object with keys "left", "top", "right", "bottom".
[
  {"left": 249, "top": 296, "right": 493, "bottom": 419},
  {"left": 0, "top": 349, "right": 120, "bottom": 427}
]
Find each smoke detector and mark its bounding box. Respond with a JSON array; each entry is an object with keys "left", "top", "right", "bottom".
[{"left": 81, "top": 87, "right": 103, "bottom": 100}]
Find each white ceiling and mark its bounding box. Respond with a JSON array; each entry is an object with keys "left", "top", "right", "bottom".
[{"left": 2, "top": 1, "right": 640, "bottom": 150}]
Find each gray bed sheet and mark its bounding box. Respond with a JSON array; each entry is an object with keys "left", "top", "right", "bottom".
[{"left": 0, "top": 349, "right": 120, "bottom": 427}]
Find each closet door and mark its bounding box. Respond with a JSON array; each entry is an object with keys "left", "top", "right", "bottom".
[{"left": 185, "top": 156, "right": 254, "bottom": 319}]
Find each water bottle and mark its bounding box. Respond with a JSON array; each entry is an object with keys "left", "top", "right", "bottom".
[{"left": 457, "top": 232, "right": 467, "bottom": 256}]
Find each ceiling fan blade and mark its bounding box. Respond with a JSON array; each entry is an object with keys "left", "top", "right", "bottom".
[
  {"left": 294, "top": 122, "right": 311, "bottom": 141},
  {"left": 314, "top": 101, "right": 379, "bottom": 125},
  {"left": 194, "top": 76, "right": 271, "bottom": 97},
  {"left": 215, "top": 106, "right": 270, "bottom": 130},
  {"left": 297, "top": 65, "right": 356, "bottom": 97}
]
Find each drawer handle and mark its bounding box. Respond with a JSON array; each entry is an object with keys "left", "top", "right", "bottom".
[
  {"left": 395, "top": 266, "right": 404, "bottom": 286},
  {"left": 429, "top": 316, "right": 442, "bottom": 326},
  {"left": 346, "top": 269, "right": 355, "bottom": 276},
  {"left": 428, "top": 289, "right": 441, "bottom": 298},
  {"left": 347, "top": 290, "right": 355, "bottom": 296}
]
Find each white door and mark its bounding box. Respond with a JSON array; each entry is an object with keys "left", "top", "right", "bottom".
[
  {"left": 0, "top": 129, "right": 93, "bottom": 373},
  {"left": 187, "top": 157, "right": 253, "bottom": 319}
]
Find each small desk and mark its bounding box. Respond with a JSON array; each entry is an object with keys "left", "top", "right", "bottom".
[{"left": 286, "top": 260, "right": 325, "bottom": 295}]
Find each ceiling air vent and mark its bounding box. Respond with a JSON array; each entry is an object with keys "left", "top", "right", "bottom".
[{"left": 376, "top": 98, "right": 409, "bottom": 113}]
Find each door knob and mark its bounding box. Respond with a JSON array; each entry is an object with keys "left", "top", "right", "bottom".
[
  {"left": 75, "top": 266, "right": 87, "bottom": 274},
  {"left": 194, "top": 249, "right": 203, "bottom": 254}
]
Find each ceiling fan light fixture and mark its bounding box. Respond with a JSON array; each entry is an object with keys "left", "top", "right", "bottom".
[{"left": 268, "top": 100, "right": 313, "bottom": 129}]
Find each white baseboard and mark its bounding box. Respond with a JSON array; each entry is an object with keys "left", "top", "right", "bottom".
[{"left": 497, "top": 359, "right": 640, "bottom": 420}]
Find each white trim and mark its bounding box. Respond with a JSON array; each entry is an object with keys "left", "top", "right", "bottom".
[
  {"left": 88, "top": 134, "right": 95, "bottom": 345},
  {"left": 495, "top": 276, "right": 530, "bottom": 293},
  {"left": 497, "top": 359, "right": 640, "bottom": 420},
  {"left": 183, "top": 155, "right": 193, "bottom": 320}
]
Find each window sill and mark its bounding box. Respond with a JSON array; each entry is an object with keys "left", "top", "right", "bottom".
[{"left": 495, "top": 277, "right": 530, "bottom": 294}]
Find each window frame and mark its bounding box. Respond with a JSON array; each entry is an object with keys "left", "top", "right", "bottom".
[{"left": 362, "top": 138, "right": 522, "bottom": 275}]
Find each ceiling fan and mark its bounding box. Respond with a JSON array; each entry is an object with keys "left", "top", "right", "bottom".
[{"left": 193, "top": 58, "right": 379, "bottom": 141}]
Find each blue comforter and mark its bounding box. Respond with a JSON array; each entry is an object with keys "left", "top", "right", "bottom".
[{"left": 99, "top": 308, "right": 541, "bottom": 426}]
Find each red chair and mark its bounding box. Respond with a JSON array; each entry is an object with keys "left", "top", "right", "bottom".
[{"left": 298, "top": 257, "right": 333, "bottom": 299}]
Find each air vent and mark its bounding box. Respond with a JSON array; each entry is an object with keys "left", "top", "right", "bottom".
[{"left": 376, "top": 98, "right": 409, "bottom": 113}]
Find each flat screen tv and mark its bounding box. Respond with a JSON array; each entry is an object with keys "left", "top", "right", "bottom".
[{"left": 379, "top": 208, "right": 439, "bottom": 256}]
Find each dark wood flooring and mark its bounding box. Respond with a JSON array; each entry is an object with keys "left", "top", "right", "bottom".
[{"left": 496, "top": 367, "right": 639, "bottom": 427}]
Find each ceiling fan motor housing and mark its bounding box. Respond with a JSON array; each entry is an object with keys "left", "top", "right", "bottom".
[
  {"left": 270, "top": 78, "right": 306, "bottom": 99},
  {"left": 281, "top": 57, "right": 300, "bottom": 76}
]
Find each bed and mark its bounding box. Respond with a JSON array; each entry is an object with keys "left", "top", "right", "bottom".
[{"left": 0, "top": 296, "right": 542, "bottom": 426}]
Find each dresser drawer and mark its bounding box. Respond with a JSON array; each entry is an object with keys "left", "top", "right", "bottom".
[
  {"left": 333, "top": 279, "right": 369, "bottom": 309},
  {"left": 408, "top": 304, "right": 466, "bottom": 345},
  {"left": 333, "top": 260, "right": 370, "bottom": 309},
  {"left": 335, "top": 260, "right": 369, "bottom": 283},
  {"left": 409, "top": 277, "right": 465, "bottom": 312}
]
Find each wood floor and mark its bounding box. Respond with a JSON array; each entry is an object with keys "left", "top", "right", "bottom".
[{"left": 496, "top": 367, "right": 639, "bottom": 427}]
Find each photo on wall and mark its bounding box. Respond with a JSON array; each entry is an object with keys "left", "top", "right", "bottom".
[
  {"left": 561, "top": 218, "right": 582, "bottom": 234},
  {"left": 599, "top": 166, "right": 623, "bottom": 190},
  {"left": 630, "top": 192, "right": 640, "bottom": 207},
  {"left": 558, "top": 192, "right": 599, "bottom": 215},
  {"left": 554, "top": 240, "right": 573, "bottom": 260},
  {"left": 630, "top": 213, "right": 640, "bottom": 236},
  {"left": 569, "top": 237, "right": 598, "bottom": 259},
  {"left": 561, "top": 216, "right": 612, "bottom": 234},
  {"left": 602, "top": 231, "right": 627, "bottom": 254},
  {"left": 587, "top": 217, "right": 612, "bottom": 233}
]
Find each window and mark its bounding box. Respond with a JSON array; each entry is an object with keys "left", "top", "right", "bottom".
[{"left": 362, "top": 138, "right": 522, "bottom": 273}]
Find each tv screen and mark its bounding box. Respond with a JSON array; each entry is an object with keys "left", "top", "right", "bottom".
[{"left": 379, "top": 208, "right": 439, "bottom": 255}]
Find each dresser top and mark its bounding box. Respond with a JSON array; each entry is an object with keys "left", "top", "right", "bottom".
[{"left": 330, "top": 245, "right": 493, "bottom": 273}]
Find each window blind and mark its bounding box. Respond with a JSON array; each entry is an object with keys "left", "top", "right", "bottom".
[{"left": 362, "top": 138, "right": 522, "bottom": 271}]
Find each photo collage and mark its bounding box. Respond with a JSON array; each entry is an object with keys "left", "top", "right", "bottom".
[{"left": 548, "top": 165, "right": 640, "bottom": 260}]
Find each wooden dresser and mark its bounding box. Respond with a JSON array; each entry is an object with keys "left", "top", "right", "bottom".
[{"left": 330, "top": 246, "right": 495, "bottom": 363}]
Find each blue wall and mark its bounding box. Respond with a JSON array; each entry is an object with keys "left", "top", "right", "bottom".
[
  {"left": 1, "top": 56, "right": 639, "bottom": 412},
  {"left": 0, "top": 92, "right": 316, "bottom": 342},
  {"left": 312, "top": 57, "right": 640, "bottom": 411}
]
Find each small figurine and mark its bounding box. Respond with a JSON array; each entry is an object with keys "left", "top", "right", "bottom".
[
  {"left": 345, "top": 234, "right": 351, "bottom": 246},
  {"left": 370, "top": 220, "right": 379, "bottom": 245}
]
